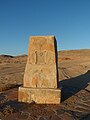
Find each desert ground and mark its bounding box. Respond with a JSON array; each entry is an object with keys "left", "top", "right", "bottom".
[{"left": 0, "top": 49, "right": 90, "bottom": 120}]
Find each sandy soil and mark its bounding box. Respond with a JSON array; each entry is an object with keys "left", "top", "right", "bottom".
[{"left": 0, "top": 49, "right": 90, "bottom": 120}]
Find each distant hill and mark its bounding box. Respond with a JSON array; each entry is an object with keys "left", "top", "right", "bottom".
[
  {"left": 58, "top": 49, "right": 90, "bottom": 62},
  {"left": 0, "top": 54, "right": 27, "bottom": 63}
]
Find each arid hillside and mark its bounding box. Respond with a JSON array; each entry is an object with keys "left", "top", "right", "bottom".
[
  {"left": 59, "top": 49, "right": 90, "bottom": 79},
  {"left": 0, "top": 49, "right": 90, "bottom": 86},
  {"left": 0, "top": 49, "right": 90, "bottom": 120}
]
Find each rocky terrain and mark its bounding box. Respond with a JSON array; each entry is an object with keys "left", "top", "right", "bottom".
[{"left": 0, "top": 49, "right": 90, "bottom": 120}]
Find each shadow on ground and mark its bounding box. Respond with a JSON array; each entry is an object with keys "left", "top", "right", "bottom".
[{"left": 59, "top": 70, "right": 90, "bottom": 102}]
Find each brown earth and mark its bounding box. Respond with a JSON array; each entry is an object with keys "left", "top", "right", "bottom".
[{"left": 0, "top": 49, "right": 90, "bottom": 120}]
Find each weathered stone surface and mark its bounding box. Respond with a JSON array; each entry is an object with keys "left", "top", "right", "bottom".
[
  {"left": 24, "top": 36, "right": 58, "bottom": 88},
  {"left": 18, "top": 87, "right": 61, "bottom": 104},
  {"left": 18, "top": 36, "right": 61, "bottom": 104}
]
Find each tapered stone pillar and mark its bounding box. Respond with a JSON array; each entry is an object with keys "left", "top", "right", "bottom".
[{"left": 18, "top": 36, "right": 61, "bottom": 104}]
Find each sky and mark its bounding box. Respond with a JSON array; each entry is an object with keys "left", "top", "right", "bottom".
[{"left": 0, "top": 0, "right": 90, "bottom": 55}]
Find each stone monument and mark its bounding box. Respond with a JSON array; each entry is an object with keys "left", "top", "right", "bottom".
[{"left": 18, "top": 36, "right": 61, "bottom": 104}]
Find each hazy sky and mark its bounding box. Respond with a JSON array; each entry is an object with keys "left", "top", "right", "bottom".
[{"left": 0, "top": 0, "right": 90, "bottom": 55}]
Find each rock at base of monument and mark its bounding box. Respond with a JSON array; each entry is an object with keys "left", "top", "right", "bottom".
[{"left": 18, "top": 87, "right": 61, "bottom": 104}]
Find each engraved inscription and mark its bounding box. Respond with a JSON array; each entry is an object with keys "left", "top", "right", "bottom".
[
  {"left": 28, "top": 51, "right": 55, "bottom": 65},
  {"left": 36, "top": 51, "right": 46, "bottom": 64}
]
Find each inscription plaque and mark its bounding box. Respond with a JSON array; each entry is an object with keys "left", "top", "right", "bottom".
[
  {"left": 36, "top": 51, "right": 46, "bottom": 64},
  {"left": 29, "top": 51, "right": 46, "bottom": 64}
]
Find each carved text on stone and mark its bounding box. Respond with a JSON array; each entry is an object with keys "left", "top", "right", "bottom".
[{"left": 36, "top": 51, "right": 46, "bottom": 64}]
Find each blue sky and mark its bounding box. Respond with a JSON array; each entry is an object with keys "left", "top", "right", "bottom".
[{"left": 0, "top": 0, "right": 90, "bottom": 55}]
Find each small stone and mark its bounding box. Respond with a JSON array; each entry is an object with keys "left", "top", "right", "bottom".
[
  {"left": 39, "top": 117, "right": 46, "bottom": 120},
  {"left": 50, "top": 115, "right": 61, "bottom": 120},
  {"left": 56, "top": 109, "right": 65, "bottom": 115}
]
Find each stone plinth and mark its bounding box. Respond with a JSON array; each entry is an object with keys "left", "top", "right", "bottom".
[
  {"left": 18, "top": 87, "right": 61, "bottom": 104},
  {"left": 18, "top": 36, "right": 61, "bottom": 104}
]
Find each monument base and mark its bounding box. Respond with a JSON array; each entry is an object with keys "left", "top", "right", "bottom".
[{"left": 18, "top": 87, "right": 61, "bottom": 104}]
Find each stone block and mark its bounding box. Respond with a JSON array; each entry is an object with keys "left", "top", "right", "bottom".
[
  {"left": 18, "top": 87, "right": 61, "bottom": 104},
  {"left": 23, "top": 36, "right": 58, "bottom": 88}
]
